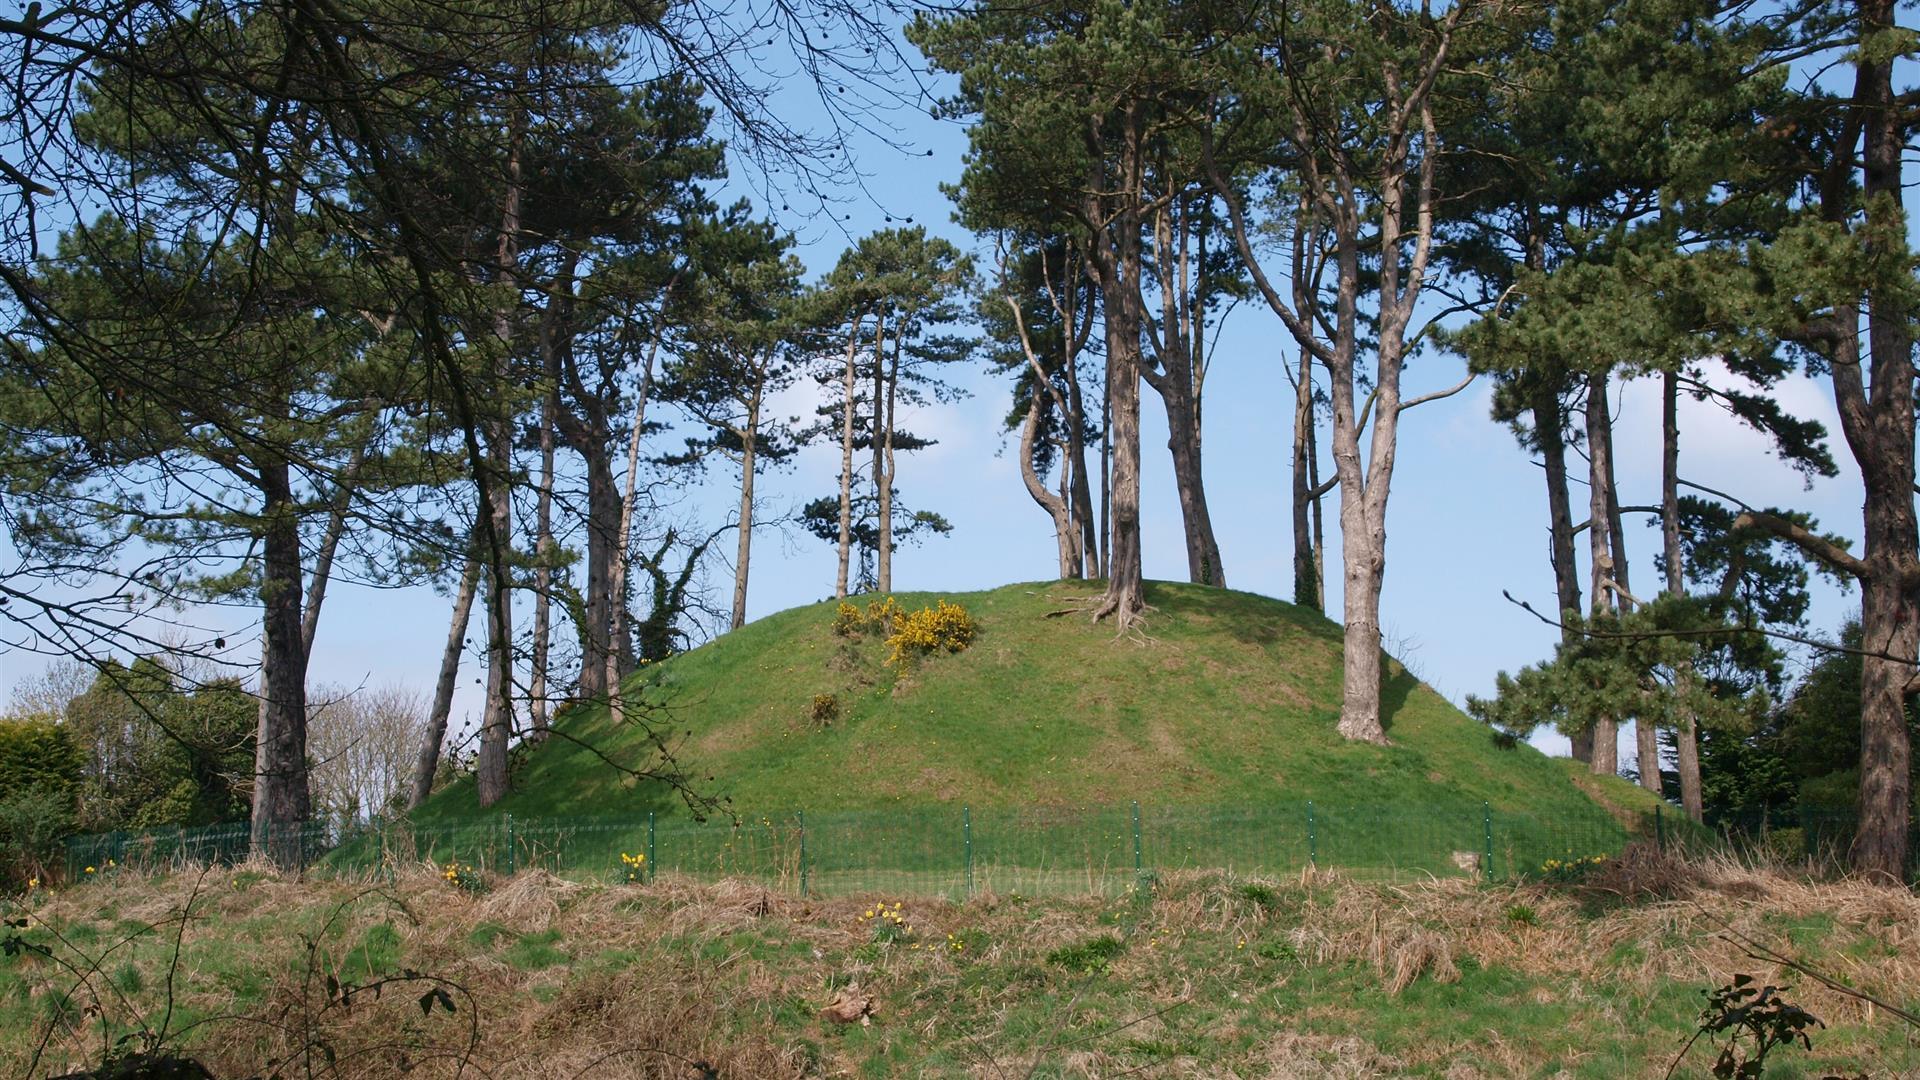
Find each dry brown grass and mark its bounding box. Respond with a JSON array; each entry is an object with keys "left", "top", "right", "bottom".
[{"left": 4, "top": 852, "right": 1916, "bottom": 1078}]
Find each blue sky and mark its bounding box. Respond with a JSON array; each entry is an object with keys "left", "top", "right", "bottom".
[{"left": 0, "top": 14, "right": 1869, "bottom": 767}]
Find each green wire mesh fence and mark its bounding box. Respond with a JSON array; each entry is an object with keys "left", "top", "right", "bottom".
[
  {"left": 62, "top": 803, "right": 1880, "bottom": 896},
  {"left": 60, "top": 799, "right": 1889, "bottom": 891}
]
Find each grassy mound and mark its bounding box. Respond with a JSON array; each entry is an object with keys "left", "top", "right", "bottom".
[{"left": 422, "top": 581, "right": 1645, "bottom": 829}]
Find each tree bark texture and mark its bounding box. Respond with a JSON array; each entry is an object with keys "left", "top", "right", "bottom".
[
  {"left": 575, "top": 450, "right": 617, "bottom": 699},
  {"left": 1529, "top": 378, "right": 1589, "bottom": 764},
  {"left": 300, "top": 442, "right": 365, "bottom": 661},
  {"left": 1067, "top": 352, "right": 1098, "bottom": 578},
  {"left": 1019, "top": 383, "right": 1077, "bottom": 576},
  {"left": 606, "top": 337, "right": 658, "bottom": 725},
  {"left": 730, "top": 366, "right": 763, "bottom": 629},
  {"left": 1846, "top": 0, "right": 1919, "bottom": 883},
  {"left": 1585, "top": 371, "right": 1619, "bottom": 777},
  {"left": 1730, "top": 0, "right": 1919, "bottom": 878},
  {"left": 1292, "top": 352, "right": 1322, "bottom": 612},
  {"left": 409, "top": 551, "right": 481, "bottom": 810},
  {"left": 251, "top": 455, "right": 312, "bottom": 861},
  {"left": 1204, "top": 28, "right": 1460, "bottom": 742},
  {"left": 1080, "top": 106, "right": 1147, "bottom": 627},
  {"left": 1662, "top": 369, "right": 1703, "bottom": 818},
  {"left": 1144, "top": 195, "right": 1226, "bottom": 588},
  {"left": 880, "top": 337, "right": 899, "bottom": 594},
  {"left": 474, "top": 121, "right": 524, "bottom": 810},
  {"left": 835, "top": 319, "right": 863, "bottom": 598},
  {"left": 871, "top": 313, "right": 893, "bottom": 595},
  {"left": 529, "top": 319, "right": 561, "bottom": 737}
]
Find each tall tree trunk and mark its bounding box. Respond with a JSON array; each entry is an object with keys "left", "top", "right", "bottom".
[
  {"left": 1066, "top": 353, "right": 1097, "bottom": 578},
  {"left": 1854, "top": 531, "right": 1917, "bottom": 880},
  {"left": 1741, "top": 204, "right": 1919, "bottom": 876},
  {"left": 1018, "top": 385, "right": 1076, "bottom": 576},
  {"left": 1145, "top": 197, "right": 1227, "bottom": 588},
  {"left": 1530, "top": 377, "right": 1589, "bottom": 764},
  {"left": 1847, "top": 0, "right": 1919, "bottom": 883},
  {"left": 606, "top": 333, "right": 659, "bottom": 724},
  {"left": 1661, "top": 370, "right": 1702, "bottom": 817},
  {"left": 731, "top": 369, "right": 763, "bottom": 629},
  {"left": 474, "top": 117, "right": 525, "bottom": 810},
  {"left": 1097, "top": 307, "right": 1145, "bottom": 622},
  {"left": 1635, "top": 703, "right": 1662, "bottom": 793},
  {"left": 409, "top": 551, "right": 481, "bottom": 810},
  {"left": 474, "top": 555, "right": 513, "bottom": 809},
  {"left": 1585, "top": 371, "right": 1619, "bottom": 777},
  {"left": 1006, "top": 289, "right": 1087, "bottom": 578},
  {"left": 1084, "top": 106, "right": 1147, "bottom": 625},
  {"left": 878, "top": 332, "right": 900, "bottom": 594},
  {"left": 575, "top": 452, "right": 617, "bottom": 699},
  {"left": 1599, "top": 376, "right": 1660, "bottom": 793},
  {"left": 1152, "top": 366, "right": 1225, "bottom": 587},
  {"left": 871, "top": 313, "right": 892, "bottom": 594},
  {"left": 531, "top": 256, "right": 578, "bottom": 736},
  {"left": 1292, "top": 352, "right": 1321, "bottom": 612},
  {"left": 1326, "top": 95, "right": 1438, "bottom": 747},
  {"left": 1309, "top": 412, "right": 1325, "bottom": 609},
  {"left": 300, "top": 442, "right": 365, "bottom": 661},
  {"left": 835, "top": 318, "right": 863, "bottom": 598},
  {"left": 1099, "top": 349, "right": 1112, "bottom": 580},
  {"left": 529, "top": 372, "right": 557, "bottom": 737},
  {"left": 1202, "top": 35, "right": 1459, "bottom": 741},
  {"left": 1325, "top": 185, "right": 1405, "bottom": 746},
  {"left": 251, "top": 454, "right": 312, "bottom": 862}
]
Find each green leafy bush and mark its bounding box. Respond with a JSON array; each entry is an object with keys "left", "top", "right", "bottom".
[
  {"left": 0, "top": 788, "right": 76, "bottom": 888},
  {"left": 0, "top": 719, "right": 83, "bottom": 798}
]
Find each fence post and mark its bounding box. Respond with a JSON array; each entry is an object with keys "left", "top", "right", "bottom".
[
  {"left": 1654, "top": 805, "right": 1665, "bottom": 852},
  {"left": 797, "top": 811, "right": 809, "bottom": 897},
  {"left": 963, "top": 806, "right": 974, "bottom": 898},
  {"left": 1307, "top": 802, "right": 1317, "bottom": 867},
  {"left": 1482, "top": 802, "right": 1495, "bottom": 881},
  {"left": 503, "top": 813, "right": 516, "bottom": 876},
  {"left": 1131, "top": 801, "right": 1143, "bottom": 879},
  {"left": 647, "top": 812, "right": 657, "bottom": 883}
]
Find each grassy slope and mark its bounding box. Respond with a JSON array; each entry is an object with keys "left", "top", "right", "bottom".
[
  {"left": 6, "top": 861, "right": 1916, "bottom": 1079},
  {"left": 421, "top": 580, "right": 1636, "bottom": 830}
]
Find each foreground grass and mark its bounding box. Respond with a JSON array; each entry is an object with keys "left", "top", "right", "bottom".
[{"left": 4, "top": 851, "right": 1918, "bottom": 1078}]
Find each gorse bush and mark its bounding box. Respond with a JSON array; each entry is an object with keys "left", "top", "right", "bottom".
[
  {"left": 831, "top": 602, "right": 865, "bottom": 636},
  {"left": 885, "top": 600, "right": 976, "bottom": 671},
  {"left": 832, "top": 596, "right": 905, "bottom": 637},
  {"left": 828, "top": 596, "right": 978, "bottom": 672}
]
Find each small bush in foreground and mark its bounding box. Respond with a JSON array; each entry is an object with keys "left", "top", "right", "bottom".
[
  {"left": 1671, "top": 974, "right": 1866, "bottom": 1080},
  {"left": 858, "top": 900, "right": 914, "bottom": 944},
  {"left": 619, "top": 852, "right": 646, "bottom": 884},
  {"left": 1537, "top": 853, "right": 1607, "bottom": 884},
  {"left": 440, "top": 862, "right": 483, "bottom": 894},
  {"left": 1047, "top": 934, "right": 1124, "bottom": 975}
]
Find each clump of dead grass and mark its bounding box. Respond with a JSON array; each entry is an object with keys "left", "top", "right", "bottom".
[
  {"left": 473, "top": 868, "right": 580, "bottom": 932},
  {"left": 8, "top": 853, "right": 1917, "bottom": 1079}
]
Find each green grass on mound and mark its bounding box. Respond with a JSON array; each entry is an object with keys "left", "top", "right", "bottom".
[{"left": 418, "top": 581, "right": 1638, "bottom": 834}]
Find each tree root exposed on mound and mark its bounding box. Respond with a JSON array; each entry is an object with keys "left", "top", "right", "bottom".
[{"left": 1042, "top": 586, "right": 1154, "bottom": 644}]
